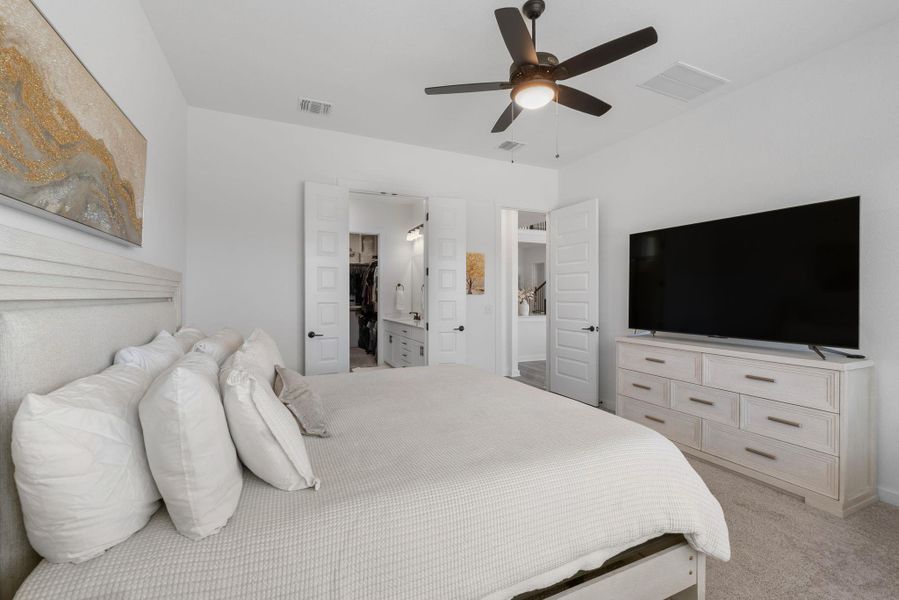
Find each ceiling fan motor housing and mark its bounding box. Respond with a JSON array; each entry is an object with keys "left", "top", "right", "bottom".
[{"left": 509, "top": 52, "right": 559, "bottom": 81}]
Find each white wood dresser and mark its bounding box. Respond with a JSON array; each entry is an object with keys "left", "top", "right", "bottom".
[
  {"left": 615, "top": 336, "right": 876, "bottom": 517},
  {"left": 384, "top": 318, "right": 427, "bottom": 368}
]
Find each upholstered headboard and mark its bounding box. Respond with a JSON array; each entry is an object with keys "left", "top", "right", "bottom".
[{"left": 0, "top": 225, "right": 181, "bottom": 600}]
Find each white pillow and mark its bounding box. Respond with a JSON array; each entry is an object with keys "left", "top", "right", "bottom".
[
  {"left": 114, "top": 331, "right": 183, "bottom": 378},
  {"left": 12, "top": 365, "right": 160, "bottom": 563},
  {"left": 221, "top": 358, "right": 319, "bottom": 491},
  {"left": 241, "top": 328, "right": 284, "bottom": 385},
  {"left": 139, "top": 352, "right": 243, "bottom": 540},
  {"left": 173, "top": 326, "right": 205, "bottom": 353},
  {"left": 193, "top": 328, "right": 243, "bottom": 365}
]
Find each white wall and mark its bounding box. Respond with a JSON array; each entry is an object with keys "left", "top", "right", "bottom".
[
  {"left": 186, "top": 107, "right": 558, "bottom": 372},
  {"left": 518, "top": 316, "right": 547, "bottom": 362},
  {"left": 0, "top": 0, "right": 187, "bottom": 273},
  {"left": 559, "top": 19, "right": 899, "bottom": 504}
]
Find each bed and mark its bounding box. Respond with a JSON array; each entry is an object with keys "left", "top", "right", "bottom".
[{"left": 0, "top": 224, "right": 729, "bottom": 599}]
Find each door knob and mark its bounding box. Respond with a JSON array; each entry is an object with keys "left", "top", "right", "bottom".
[
  {"left": 454, "top": 325, "right": 465, "bottom": 332},
  {"left": 581, "top": 325, "right": 596, "bottom": 332},
  {"left": 307, "top": 331, "right": 323, "bottom": 338}
]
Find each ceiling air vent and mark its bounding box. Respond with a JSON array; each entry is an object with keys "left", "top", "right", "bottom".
[
  {"left": 298, "top": 97, "right": 333, "bottom": 116},
  {"left": 498, "top": 140, "right": 525, "bottom": 152},
  {"left": 639, "top": 62, "right": 728, "bottom": 102}
]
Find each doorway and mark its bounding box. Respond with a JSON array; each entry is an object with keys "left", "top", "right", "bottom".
[{"left": 349, "top": 233, "right": 379, "bottom": 370}]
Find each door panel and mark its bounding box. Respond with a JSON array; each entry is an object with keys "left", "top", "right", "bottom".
[
  {"left": 304, "top": 182, "right": 349, "bottom": 375},
  {"left": 426, "top": 197, "right": 467, "bottom": 364},
  {"left": 548, "top": 199, "right": 599, "bottom": 405}
]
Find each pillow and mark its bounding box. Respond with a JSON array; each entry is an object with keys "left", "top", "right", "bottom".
[
  {"left": 114, "top": 330, "right": 184, "bottom": 378},
  {"left": 221, "top": 358, "right": 319, "bottom": 491},
  {"left": 273, "top": 365, "right": 329, "bottom": 437},
  {"left": 173, "top": 326, "right": 205, "bottom": 353},
  {"left": 241, "top": 328, "right": 284, "bottom": 385},
  {"left": 11, "top": 365, "right": 160, "bottom": 563},
  {"left": 193, "top": 328, "right": 243, "bottom": 365},
  {"left": 139, "top": 352, "right": 243, "bottom": 540}
]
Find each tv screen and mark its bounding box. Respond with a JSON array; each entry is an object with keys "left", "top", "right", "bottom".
[{"left": 628, "top": 197, "right": 860, "bottom": 348}]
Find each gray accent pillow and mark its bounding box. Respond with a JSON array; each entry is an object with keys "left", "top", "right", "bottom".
[{"left": 273, "top": 365, "right": 330, "bottom": 437}]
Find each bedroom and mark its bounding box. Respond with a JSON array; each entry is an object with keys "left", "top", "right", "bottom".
[{"left": 0, "top": 0, "right": 897, "bottom": 598}]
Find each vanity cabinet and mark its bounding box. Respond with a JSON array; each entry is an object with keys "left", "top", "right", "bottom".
[{"left": 384, "top": 319, "right": 427, "bottom": 367}]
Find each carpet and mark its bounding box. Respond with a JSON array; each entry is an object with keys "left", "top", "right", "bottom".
[{"left": 689, "top": 457, "right": 899, "bottom": 599}]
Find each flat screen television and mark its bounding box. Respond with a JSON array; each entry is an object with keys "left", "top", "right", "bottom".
[{"left": 628, "top": 197, "right": 860, "bottom": 348}]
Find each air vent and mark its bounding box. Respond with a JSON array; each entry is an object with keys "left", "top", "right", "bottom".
[
  {"left": 498, "top": 140, "right": 525, "bottom": 152},
  {"left": 639, "top": 62, "right": 728, "bottom": 102},
  {"left": 298, "top": 97, "right": 332, "bottom": 116}
]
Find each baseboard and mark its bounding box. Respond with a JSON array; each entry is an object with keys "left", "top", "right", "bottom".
[
  {"left": 518, "top": 354, "right": 546, "bottom": 363},
  {"left": 878, "top": 485, "right": 899, "bottom": 507}
]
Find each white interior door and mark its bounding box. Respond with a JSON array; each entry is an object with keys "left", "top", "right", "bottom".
[
  {"left": 426, "top": 197, "right": 467, "bottom": 364},
  {"left": 304, "top": 182, "right": 349, "bottom": 375},
  {"left": 548, "top": 199, "right": 599, "bottom": 405}
]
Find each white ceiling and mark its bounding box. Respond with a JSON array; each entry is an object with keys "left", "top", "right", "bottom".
[{"left": 140, "top": 0, "right": 899, "bottom": 168}]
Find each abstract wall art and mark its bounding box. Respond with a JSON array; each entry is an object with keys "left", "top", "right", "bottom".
[{"left": 0, "top": 0, "right": 147, "bottom": 245}]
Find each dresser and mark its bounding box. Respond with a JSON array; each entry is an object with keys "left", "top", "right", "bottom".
[
  {"left": 615, "top": 336, "right": 876, "bottom": 517},
  {"left": 384, "top": 319, "right": 427, "bottom": 368}
]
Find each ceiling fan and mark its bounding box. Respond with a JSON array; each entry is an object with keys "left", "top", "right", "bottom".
[{"left": 424, "top": 0, "right": 657, "bottom": 133}]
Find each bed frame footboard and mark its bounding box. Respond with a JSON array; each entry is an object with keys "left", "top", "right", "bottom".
[{"left": 519, "top": 535, "right": 705, "bottom": 600}]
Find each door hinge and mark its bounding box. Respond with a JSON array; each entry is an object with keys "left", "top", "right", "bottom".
[
  {"left": 426, "top": 322, "right": 429, "bottom": 331},
  {"left": 425, "top": 212, "right": 429, "bottom": 221},
  {"left": 425, "top": 267, "right": 429, "bottom": 276}
]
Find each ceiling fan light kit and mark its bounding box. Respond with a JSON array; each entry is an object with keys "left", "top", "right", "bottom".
[
  {"left": 513, "top": 80, "right": 557, "bottom": 110},
  {"left": 424, "top": 0, "right": 658, "bottom": 154}
]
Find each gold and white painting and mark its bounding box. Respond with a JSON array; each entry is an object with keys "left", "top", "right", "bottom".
[{"left": 0, "top": 0, "right": 146, "bottom": 245}]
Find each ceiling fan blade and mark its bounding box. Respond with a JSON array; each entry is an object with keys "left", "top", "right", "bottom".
[
  {"left": 554, "top": 27, "right": 658, "bottom": 81},
  {"left": 425, "top": 82, "right": 514, "bottom": 95},
  {"left": 495, "top": 7, "right": 538, "bottom": 66},
  {"left": 556, "top": 85, "right": 612, "bottom": 117},
  {"left": 491, "top": 102, "right": 523, "bottom": 133}
]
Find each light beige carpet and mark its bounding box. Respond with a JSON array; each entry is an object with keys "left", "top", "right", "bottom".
[{"left": 688, "top": 457, "right": 899, "bottom": 599}]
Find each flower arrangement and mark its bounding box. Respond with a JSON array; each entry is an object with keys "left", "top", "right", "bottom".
[{"left": 518, "top": 288, "right": 535, "bottom": 303}]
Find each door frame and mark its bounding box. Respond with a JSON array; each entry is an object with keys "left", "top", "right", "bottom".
[{"left": 494, "top": 205, "right": 550, "bottom": 386}]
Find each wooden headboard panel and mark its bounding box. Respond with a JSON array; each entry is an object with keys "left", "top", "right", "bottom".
[{"left": 0, "top": 225, "right": 181, "bottom": 600}]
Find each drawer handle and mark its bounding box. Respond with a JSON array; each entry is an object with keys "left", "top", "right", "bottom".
[
  {"left": 645, "top": 357, "right": 666, "bottom": 364},
  {"left": 745, "top": 447, "right": 777, "bottom": 460},
  {"left": 767, "top": 416, "right": 802, "bottom": 428},
  {"left": 632, "top": 383, "right": 652, "bottom": 391},
  {"left": 644, "top": 414, "right": 666, "bottom": 424},
  {"left": 746, "top": 374, "right": 776, "bottom": 383},
  {"left": 688, "top": 397, "right": 715, "bottom": 406}
]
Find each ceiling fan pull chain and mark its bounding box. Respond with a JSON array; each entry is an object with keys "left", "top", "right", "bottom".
[
  {"left": 510, "top": 104, "right": 516, "bottom": 164},
  {"left": 554, "top": 90, "right": 560, "bottom": 159}
]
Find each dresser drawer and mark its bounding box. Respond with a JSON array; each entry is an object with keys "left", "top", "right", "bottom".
[
  {"left": 703, "top": 355, "right": 838, "bottom": 412},
  {"left": 671, "top": 381, "right": 739, "bottom": 427},
  {"left": 702, "top": 422, "right": 838, "bottom": 498},
  {"left": 740, "top": 396, "right": 839, "bottom": 455},
  {"left": 617, "top": 396, "right": 701, "bottom": 449},
  {"left": 617, "top": 369, "right": 669, "bottom": 407},
  {"left": 617, "top": 343, "right": 701, "bottom": 383},
  {"left": 395, "top": 324, "right": 426, "bottom": 344}
]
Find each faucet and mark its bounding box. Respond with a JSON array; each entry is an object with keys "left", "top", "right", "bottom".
[{"left": 409, "top": 311, "right": 422, "bottom": 321}]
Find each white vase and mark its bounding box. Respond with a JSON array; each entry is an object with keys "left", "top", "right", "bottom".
[{"left": 519, "top": 301, "right": 530, "bottom": 316}]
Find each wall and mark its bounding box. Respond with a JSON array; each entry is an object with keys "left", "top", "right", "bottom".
[
  {"left": 518, "top": 244, "right": 546, "bottom": 290},
  {"left": 518, "top": 316, "right": 547, "bottom": 362},
  {"left": 186, "top": 107, "right": 558, "bottom": 372},
  {"left": 559, "top": 19, "right": 899, "bottom": 504},
  {"left": 0, "top": 0, "right": 188, "bottom": 274}
]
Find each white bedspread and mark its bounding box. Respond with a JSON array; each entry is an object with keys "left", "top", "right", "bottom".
[{"left": 17, "top": 365, "right": 729, "bottom": 599}]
